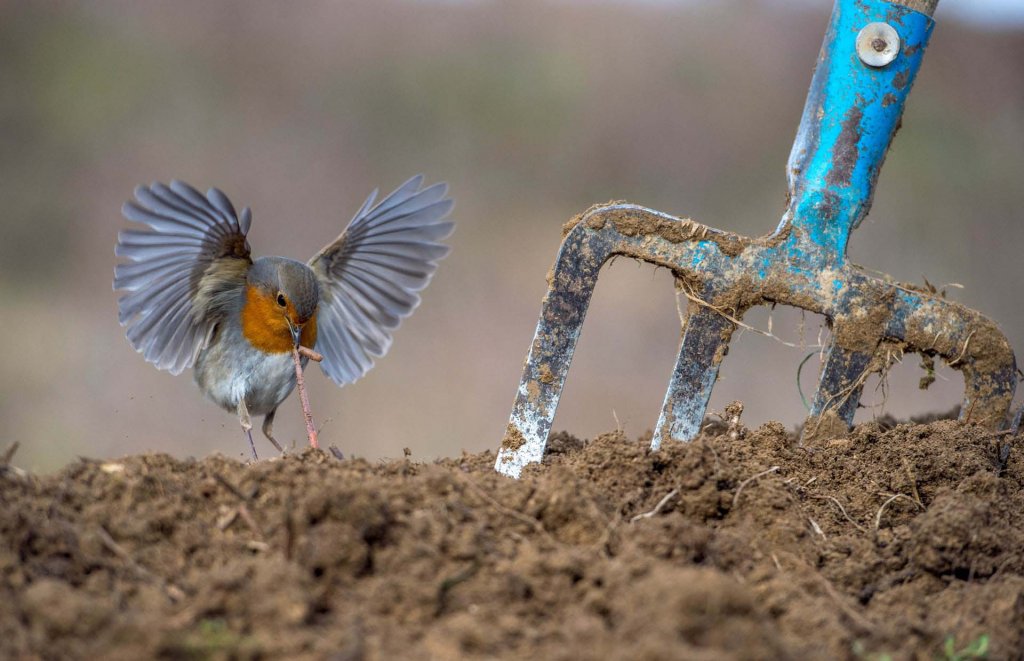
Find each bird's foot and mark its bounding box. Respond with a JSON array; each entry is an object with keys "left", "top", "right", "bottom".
[
  {"left": 262, "top": 410, "right": 286, "bottom": 455},
  {"left": 238, "top": 400, "right": 258, "bottom": 461}
]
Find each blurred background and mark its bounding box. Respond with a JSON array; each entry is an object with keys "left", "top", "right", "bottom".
[{"left": 2, "top": 0, "right": 1022, "bottom": 471}]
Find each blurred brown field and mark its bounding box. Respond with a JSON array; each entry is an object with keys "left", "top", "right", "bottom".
[{"left": 1, "top": 1, "right": 1021, "bottom": 471}]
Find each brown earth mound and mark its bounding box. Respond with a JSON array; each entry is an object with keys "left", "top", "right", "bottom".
[{"left": 2, "top": 418, "right": 1022, "bottom": 660}]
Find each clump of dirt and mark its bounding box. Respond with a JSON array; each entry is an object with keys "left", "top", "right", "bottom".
[{"left": 2, "top": 418, "right": 1022, "bottom": 659}]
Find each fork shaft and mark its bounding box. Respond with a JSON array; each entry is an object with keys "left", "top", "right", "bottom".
[{"left": 780, "top": 0, "right": 934, "bottom": 263}]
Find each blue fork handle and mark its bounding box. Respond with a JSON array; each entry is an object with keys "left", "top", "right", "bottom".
[{"left": 779, "top": 0, "right": 933, "bottom": 265}]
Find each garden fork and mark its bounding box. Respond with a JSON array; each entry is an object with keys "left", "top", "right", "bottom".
[{"left": 496, "top": 0, "right": 1019, "bottom": 478}]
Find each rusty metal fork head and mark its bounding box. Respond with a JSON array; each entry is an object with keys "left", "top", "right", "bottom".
[{"left": 496, "top": 0, "right": 1018, "bottom": 478}]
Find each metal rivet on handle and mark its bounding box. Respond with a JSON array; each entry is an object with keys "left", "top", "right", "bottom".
[{"left": 856, "top": 22, "right": 900, "bottom": 67}]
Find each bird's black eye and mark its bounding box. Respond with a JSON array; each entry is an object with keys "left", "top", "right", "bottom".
[{"left": 276, "top": 293, "right": 287, "bottom": 307}]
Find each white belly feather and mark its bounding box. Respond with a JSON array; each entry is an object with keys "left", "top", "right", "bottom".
[{"left": 193, "top": 324, "right": 301, "bottom": 416}]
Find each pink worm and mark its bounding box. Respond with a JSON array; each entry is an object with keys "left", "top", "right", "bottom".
[{"left": 292, "top": 346, "right": 320, "bottom": 448}]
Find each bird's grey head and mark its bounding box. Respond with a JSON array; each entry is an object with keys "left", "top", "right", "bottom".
[{"left": 248, "top": 256, "right": 320, "bottom": 324}]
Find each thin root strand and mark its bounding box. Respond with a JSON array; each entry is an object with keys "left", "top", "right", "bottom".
[
  {"left": 733, "top": 466, "right": 781, "bottom": 509},
  {"left": 630, "top": 489, "right": 679, "bottom": 523}
]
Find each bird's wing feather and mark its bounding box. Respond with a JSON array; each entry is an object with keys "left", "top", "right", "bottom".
[
  {"left": 114, "top": 180, "right": 253, "bottom": 375},
  {"left": 309, "top": 175, "right": 454, "bottom": 386}
]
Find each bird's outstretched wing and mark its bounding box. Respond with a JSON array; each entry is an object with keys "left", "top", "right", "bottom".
[
  {"left": 309, "top": 175, "right": 454, "bottom": 386},
  {"left": 114, "top": 181, "right": 253, "bottom": 375}
]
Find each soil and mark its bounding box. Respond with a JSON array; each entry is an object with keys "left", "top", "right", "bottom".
[{"left": 2, "top": 416, "right": 1023, "bottom": 660}]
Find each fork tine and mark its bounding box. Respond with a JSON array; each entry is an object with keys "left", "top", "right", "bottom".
[
  {"left": 652, "top": 302, "right": 736, "bottom": 449},
  {"left": 495, "top": 227, "right": 613, "bottom": 478},
  {"left": 803, "top": 342, "right": 874, "bottom": 442}
]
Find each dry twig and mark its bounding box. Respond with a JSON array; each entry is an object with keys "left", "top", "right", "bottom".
[
  {"left": 98, "top": 526, "right": 185, "bottom": 602},
  {"left": 0, "top": 441, "right": 27, "bottom": 480},
  {"left": 1, "top": 441, "right": 20, "bottom": 465},
  {"left": 461, "top": 476, "right": 551, "bottom": 540},
  {"left": 212, "top": 472, "right": 250, "bottom": 501},
  {"left": 901, "top": 458, "right": 924, "bottom": 509},
  {"left": 811, "top": 569, "right": 875, "bottom": 633},
  {"left": 213, "top": 473, "right": 265, "bottom": 541},
  {"left": 774, "top": 554, "right": 875, "bottom": 633},
  {"left": 283, "top": 493, "right": 296, "bottom": 562}
]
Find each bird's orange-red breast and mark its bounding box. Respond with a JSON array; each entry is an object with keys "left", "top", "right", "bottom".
[
  {"left": 114, "top": 176, "right": 454, "bottom": 454},
  {"left": 240, "top": 284, "right": 318, "bottom": 354}
]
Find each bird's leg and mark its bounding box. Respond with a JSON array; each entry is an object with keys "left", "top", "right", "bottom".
[
  {"left": 261, "top": 408, "right": 285, "bottom": 454},
  {"left": 237, "top": 399, "right": 258, "bottom": 461}
]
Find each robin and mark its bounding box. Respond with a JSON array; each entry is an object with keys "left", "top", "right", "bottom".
[{"left": 114, "top": 175, "right": 453, "bottom": 458}]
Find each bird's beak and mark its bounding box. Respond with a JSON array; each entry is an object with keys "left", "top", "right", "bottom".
[{"left": 286, "top": 318, "right": 302, "bottom": 348}]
